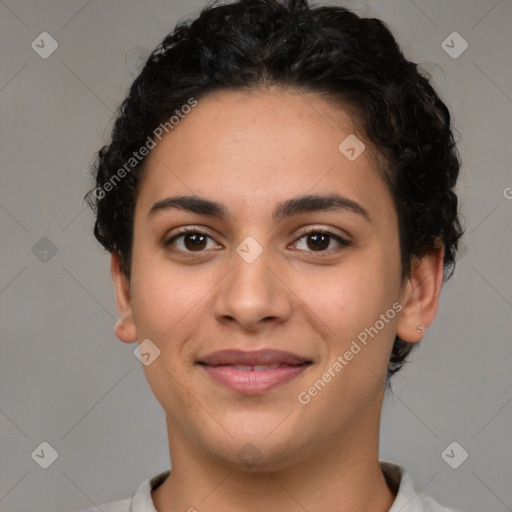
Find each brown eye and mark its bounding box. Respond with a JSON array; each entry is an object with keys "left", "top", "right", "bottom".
[
  {"left": 164, "top": 229, "right": 220, "bottom": 253},
  {"left": 292, "top": 229, "right": 351, "bottom": 253},
  {"left": 182, "top": 232, "right": 207, "bottom": 251},
  {"left": 306, "top": 233, "right": 330, "bottom": 251}
]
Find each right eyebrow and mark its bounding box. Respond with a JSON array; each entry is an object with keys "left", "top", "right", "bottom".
[{"left": 148, "top": 195, "right": 228, "bottom": 219}]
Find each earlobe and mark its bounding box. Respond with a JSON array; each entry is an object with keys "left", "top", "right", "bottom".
[
  {"left": 110, "top": 253, "right": 138, "bottom": 343},
  {"left": 396, "top": 243, "right": 445, "bottom": 343}
]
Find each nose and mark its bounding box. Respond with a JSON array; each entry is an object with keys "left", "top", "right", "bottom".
[{"left": 212, "top": 246, "right": 292, "bottom": 333}]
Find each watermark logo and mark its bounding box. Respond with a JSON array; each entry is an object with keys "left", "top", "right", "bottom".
[
  {"left": 32, "top": 237, "right": 58, "bottom": 263},
  {"left": 441, "top": 441, "right": 469, "bottom": 469},
  {"left": 134, "top": 338, "right": 161, "bottom": 366},
  {"left": 31, "top": 32, "right": 58, "bottom": 59},
  {"left": 441, "top": 32, "right": 468, "bottom": 59},
  {"left": 31, "top": 441, "right": 59, "bottom": 469},
  {"left": 338, "top": 134, "right": 366, "bottom": 161},
  {"left": 236, "top": 236, "right": 263, "bottom": 263},
  {"left": 237, "top": 442, "right": 263, "bottom": 467}
]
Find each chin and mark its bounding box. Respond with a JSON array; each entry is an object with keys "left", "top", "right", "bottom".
[{"left": 202, "top": 429, "right": 310, "bottom": 473}]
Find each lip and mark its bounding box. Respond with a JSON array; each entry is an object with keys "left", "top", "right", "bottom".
[
  {"left": 198, "top": 349, "right": 311, "bottom": 366},
  {"left": 197, "top": 349, "right": 313, "bottom": 394}
]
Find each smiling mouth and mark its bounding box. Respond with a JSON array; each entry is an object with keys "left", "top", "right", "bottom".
[{"left": 198, "top": 361, "right": 313, "bottom": 394}]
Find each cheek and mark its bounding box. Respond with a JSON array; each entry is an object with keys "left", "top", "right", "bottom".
[
  {"left": 296, "top": 250, "right": 400, "bottom": 376},
  {"left": 297, "top": 258, "right": 397, "bottom": 332},
  {"left": 301, "top": 266, "right": 398, "bottom": 407},
  {"left": 129, "top": 250, "right": 210, "bottom": 341},
  {"left": 129, "top": 259, "right": 210, "bottom": 414}
]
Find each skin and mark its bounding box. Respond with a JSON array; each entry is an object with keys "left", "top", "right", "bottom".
[{"left": 111, "top": 87, "right": 445, "bottom": 512}]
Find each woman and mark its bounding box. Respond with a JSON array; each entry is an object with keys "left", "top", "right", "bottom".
[{"left": 83, "top": 0, "right": 464, "bottom": 510}]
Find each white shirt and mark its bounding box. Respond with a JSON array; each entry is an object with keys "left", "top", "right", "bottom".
[{"left": 78, "top": 461, "right": 463, "bottom": 512}]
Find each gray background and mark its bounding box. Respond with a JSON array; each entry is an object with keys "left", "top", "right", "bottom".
[{"left": 1, "top": 0, "right": 511, "bottom": 511}]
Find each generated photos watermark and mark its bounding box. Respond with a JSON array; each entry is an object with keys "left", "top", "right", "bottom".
[
  {"left": 297, "top": 301, "right": 403, "bottom": 405},
  {"left": 93, "top": 97, "right": 198, "bottom": 200}
]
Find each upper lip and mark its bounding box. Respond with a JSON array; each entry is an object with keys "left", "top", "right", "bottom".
[{"left": 198, "top": 349, "right": 312, "bottom": 366}]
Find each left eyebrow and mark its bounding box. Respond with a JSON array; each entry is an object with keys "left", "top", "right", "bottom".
[
  {"left": 148, "top": 193, "right": 371, "bottom": 223},
  {"left": 273, "top": 193, "right": 371, "bottom": 224}
]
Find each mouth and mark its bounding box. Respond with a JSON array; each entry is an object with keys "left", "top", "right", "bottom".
[{"left": 197, "top": 349, "right": 313, "bottom": 394}]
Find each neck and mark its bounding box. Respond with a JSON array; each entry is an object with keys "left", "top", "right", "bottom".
[{"left": 152, "top": 409, "right": 396, "bottom": 512}]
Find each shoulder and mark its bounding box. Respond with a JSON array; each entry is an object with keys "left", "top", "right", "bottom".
[
  {"left": 418, "top": 493, "right": 464, "bottom": 512},
  {"left": 74, "top": 469, "right": 170, "bottom": 512},
  {"left": 380, "top": 461, "right": 465, "bottom": 512},
  {"left": 77, "top": 498, "right": 131, "bottom": 512}
]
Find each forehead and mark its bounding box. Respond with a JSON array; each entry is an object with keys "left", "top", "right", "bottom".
[{"left": 136, "top": 88, "right": 393, "bottom": 225}]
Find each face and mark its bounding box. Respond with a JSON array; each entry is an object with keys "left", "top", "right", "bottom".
[{"left": 112, "top": 88, "right": 433, "bottom": 471}]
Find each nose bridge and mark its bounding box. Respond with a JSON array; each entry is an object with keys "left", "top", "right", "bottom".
[{"left": 212, "top": 239, "right": 291, "bottom": 330}]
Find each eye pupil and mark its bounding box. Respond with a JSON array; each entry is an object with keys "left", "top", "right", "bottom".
[
  {"left": 307, "top": 233, "right": 329, "bottom": 251},
  {"left": 185, "top": 233, "right": 207, "bottom": 251}
]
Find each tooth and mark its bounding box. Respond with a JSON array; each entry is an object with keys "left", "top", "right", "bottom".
[{"left": 235, "top": 365, "right": 253, "bottom": 371}]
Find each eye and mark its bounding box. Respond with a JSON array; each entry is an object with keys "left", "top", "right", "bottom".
[
  {"left": 164, "top": 228, "right": 222, "bottom": 253},
  {"left": 291, "top": 228, "right": 351, "bottom": 253},
  {"left": 163, "top": 227, "right": 351, "bottom": 255}
]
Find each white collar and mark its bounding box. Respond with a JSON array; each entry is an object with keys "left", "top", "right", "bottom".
[{"left": 129, "top": 461, "right": 456, "bottom": 512}]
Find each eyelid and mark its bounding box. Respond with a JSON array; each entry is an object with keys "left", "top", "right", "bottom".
[
  {"left": 163, "top": 226, "right": 222, "bottom": 251},
  {"left": 293, "top": 225, "right": 351, "bottom": 242},
  {"left": 291, "top": 226, "right": 352, "bottom": 253}
]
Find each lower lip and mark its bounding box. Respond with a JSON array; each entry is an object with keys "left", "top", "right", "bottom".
[{"left": 200, "top": 364, "right": 311, "bottom": 394}]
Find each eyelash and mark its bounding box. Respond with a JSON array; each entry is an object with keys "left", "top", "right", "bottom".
[{"left": 163, "top": 227, "right": 351, "bottom": 255}]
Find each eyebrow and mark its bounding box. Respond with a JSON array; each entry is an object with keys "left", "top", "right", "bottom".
[{"left": 148, "top": 193, "right": 371, "bottom": 224}]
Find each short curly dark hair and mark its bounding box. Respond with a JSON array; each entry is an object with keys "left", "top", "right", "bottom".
[{"left": 85, "top": 0, "right": 465, "bottom": 378}]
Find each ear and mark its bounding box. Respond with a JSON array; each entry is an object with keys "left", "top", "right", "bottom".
[
  {"left": 396, "top": 242, "right": 445, "bottom": 343},
  {"left": 110, "top": 253, "right": 137, "bottom": 343}
]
